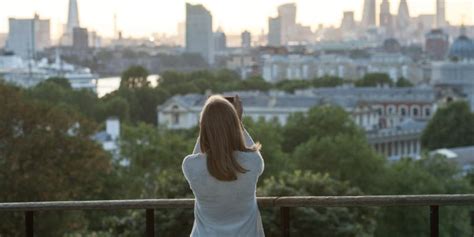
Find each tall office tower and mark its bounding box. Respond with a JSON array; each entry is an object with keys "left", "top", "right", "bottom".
[
  {"left": 6, "top": 14, "right": 50, "bottom": 59},
  {"left": 340, "top": 11, "right": 356, "bottom": 30},
  {"left": 241, "top": 30, "right": 251, "bottom": 49},
  {"left": 361, "top": 0, "right": 376, "bottom": 27},
  {"left": 397, "top": 0, "right": 410, "bottom": 30},
  {"left": 277, "top": 3, "right": 297, "bottom": 45},
  {"left": 436, "top": 0, "right": 446, "bottom": 28},
  {"left": 268, "top": 17, "right": 281, "bottom": 46},
  {"left": 380, "top": 0, "right": 393, "bottom": 33},
  {"left": 213, "top": 28, "right": 227, "bottom": 52},
  {"left": 73, "top": 27, "right": 88, "bottom": 49},
  {"left": 67, "top": 0, "right": 80, "bottom": 34},
  {"left": 186, "top": 3, "right": 214, "bottom": 65}
]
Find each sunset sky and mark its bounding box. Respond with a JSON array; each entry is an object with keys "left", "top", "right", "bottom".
[{"left": 0, "top": 0, "right": 472, "bottom": 38}]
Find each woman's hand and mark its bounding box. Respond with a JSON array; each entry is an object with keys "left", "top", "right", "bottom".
[{"left": 233, "top": 95, "right": 243, "bottom": 120}]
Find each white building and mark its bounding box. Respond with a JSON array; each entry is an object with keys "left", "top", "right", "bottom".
[
  {"left": 261, "top": 53, "right": 421, "bottom": 83},
  {"left": 432, "top": 61, "right": 474, "bottom": 111},
  {"left": 6, "top": 14, "right": 50, "bottom": 59},
  {"left": 296, "top": 87, "right": 437, "bottom": 128},
  {"left": 93, "top": 117, "right": 121, "bottom": 159},
  {"left": 367, "top": 119, "right": 427, "bottom": 160},
  {"left": 157, "top": 91, "right": 380, "bottom": 131},
  {"left": 186, "top": 3, "right": 214, "bottom": 65}
]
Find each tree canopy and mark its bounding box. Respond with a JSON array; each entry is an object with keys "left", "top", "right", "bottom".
[{"left": 421, "top": 101, "right": 474, "bottom": 150}]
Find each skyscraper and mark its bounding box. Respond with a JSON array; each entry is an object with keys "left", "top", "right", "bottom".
[
  {"left": 73, "top": 27, "right": 88, "bottom": 49},
  {"left": 185, "top": 3, "right": 214, "bottom": 65},
  {"left": 268, "top": 17, "right": 281, "bottom": 46},
  {"left": 361, "top": 0, "right": 376, "bottom": 27},
  {"left": 278, "top": 3, "right": 297, "bottom": 45},
  {"left": 397, "top": 0, "right": 410, "bottom": 30},
  {"left": 341, "top": 11, "right": 356, "bottom": 31},
  {"left": 436, "top": 0, "right": 446, "bottom": 28},
  {"left": 380, "top": 0, "right": 393, "bottom": 33},
  {"left": 67, "top": 0, "right": 80, "bottom": 34},
  {"left": 214, "top": 28, "right": 227, "bottom": 52},
  {"left": 6, "top": 14, "right": 50, "bottom": 59},
  {"left": 241, "top": 31, "right": 251, "bottom": 49}
]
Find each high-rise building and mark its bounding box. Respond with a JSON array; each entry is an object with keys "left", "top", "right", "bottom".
[
  {"left": 341, "top": 11, "right": 356, "bottom": 31},
  {"left": 214, "top": 28, "right": 227, "bottom": 52},
  {"left": 73, "top": 27, "right": 88, "bottom": 49},
  {"left": 185, "top": 3, "right": 214, "bottom": 65},
  {"left": 425, "top": 29, "right": 449, "bottom": 60},
  {"left": 278, "top": 3, "right": 297, "bottom": 45},
  {"left": 436, "top": 0, "right": 446, "bottom": 28},
  {"left": 361, "top": 0, "right": 376, "bottom": 27},
  {"left": 241, "top": 31, "right": 251, "bottom": 49},
  {"left": 6, "top": 14, "right": 50, "bottom": 59},
  {"left": 380, "top": 0, "right": 393, "bottom": 33},
  {"left": 397, "top": 0, "right": 410, "bottom": 30},
  {"left": 67, "top": 0, "right": 80, "bottom": 34},
  {"left": 268, "top": 17, "right": 281, "bottom": 46}
]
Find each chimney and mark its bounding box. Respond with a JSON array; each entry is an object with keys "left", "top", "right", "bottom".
[{"left": 106, "top": 117, "right": 120, "bottom": 140}]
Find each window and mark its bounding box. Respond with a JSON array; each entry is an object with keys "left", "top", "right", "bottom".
[
  {"left": 412, "top": 108, "right": 419, "bottom": 117},
  {"left": 400, "top": 108, "right": 407, "bottom": 116},
  {"left": 425, "top": 108, "right": 431, "bottom": 117},
  {"left": 171, "top": 105, "right": 180, "bottom": 125}
]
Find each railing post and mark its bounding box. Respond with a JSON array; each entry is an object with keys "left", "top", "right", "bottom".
[
  {"left": 146, "top": 209, "right": 155, "bottom": 237},
  {"left": 25, "top": 211, "right": 34, "bottom": 237},
  {"left": 430, "top": 205, "right": 439, "bottom": 237},
  {"left": 281, "top": 207, "right": 290, "bottom": 237}
]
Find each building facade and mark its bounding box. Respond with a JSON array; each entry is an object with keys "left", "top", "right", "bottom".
[
  {"left": 6, "top": 14, "right": 50, "bottom": 59},
  {"left": 73, "top": 27, "right": 88, "bottom": 49},
  {"left": 425, "top": 29, "right": 449, "bottom": 61},
  {"left": 186, "top": 3, "right": 214, "bottom": 65}
]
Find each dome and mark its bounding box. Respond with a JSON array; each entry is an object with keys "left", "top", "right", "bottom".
[{"left": 449, "top": 27, "right": 474, "bottom": 60}]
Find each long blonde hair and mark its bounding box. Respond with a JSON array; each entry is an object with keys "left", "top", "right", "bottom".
[{"left": 199, "top": 95, "right": 259, "bottom": 181}]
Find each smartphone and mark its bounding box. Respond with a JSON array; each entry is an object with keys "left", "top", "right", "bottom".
[{"left": 224, "top": 96, "right": 235, "bottom": 104}]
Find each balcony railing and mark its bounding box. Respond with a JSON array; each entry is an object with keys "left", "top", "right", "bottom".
[{"left": 1, "top": 194, "right": 474, "bottom": 237}]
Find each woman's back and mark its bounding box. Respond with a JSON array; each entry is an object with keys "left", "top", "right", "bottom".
[{"left": 182, "top": 151, "right": 264, "bottom": 237}]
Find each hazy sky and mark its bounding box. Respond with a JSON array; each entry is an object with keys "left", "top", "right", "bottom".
[{"left": 0, "top": 0, "right": 472, "bottom": 38}]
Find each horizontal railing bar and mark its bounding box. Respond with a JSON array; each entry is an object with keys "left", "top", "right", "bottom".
[{"left": 1, "top": 195, "right": 473, "bottom": 212}]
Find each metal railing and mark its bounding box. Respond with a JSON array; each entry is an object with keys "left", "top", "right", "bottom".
[{"left": 1, "top": 194, "right": 474, "bottom": 237}]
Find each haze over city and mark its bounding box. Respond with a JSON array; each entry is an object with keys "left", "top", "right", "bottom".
[{"left": 0, "top": 0, "right": 472, "bottom": 38}]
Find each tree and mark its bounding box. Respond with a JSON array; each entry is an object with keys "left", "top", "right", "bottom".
[
  {"left": 44, "top": 77, "right": 72, "bottom": 89},
  {"left": 421, "top": 101, "right": 474, "bottom": 150},
  {"left": 282, "top": 105, "right": 385, "bottom": 193},
  {"left": 0, "top": 84, "right": 112, "bottom": 236},
  {"left": 355, "top": 73, "right": 393, "bottom": 87},
  {"left": 258, "top": 170, "right": 377, "bottom": 236},
  {"left": 120, "top": 65, "right": 150, "bottom": 89},
  {"left": 395, "top": 77, "right": 414, "bottom": 87},
  {"left": 375, "top": 156, "right": 472, "bottom": 236},
  {"left": 244, "top": 118, "right": 288, "bottom": 179},
  {"left": 312, "top": 76, "right": 344, "bottom": 88}
]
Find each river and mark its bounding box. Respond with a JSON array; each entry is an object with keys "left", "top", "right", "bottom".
[{"left": 96, "top": 75, "right": 160, "bottom": 97}]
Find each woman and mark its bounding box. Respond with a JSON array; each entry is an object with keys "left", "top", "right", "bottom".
[{"left": 182, "top": 95, "right": 265, "bottom": 237}]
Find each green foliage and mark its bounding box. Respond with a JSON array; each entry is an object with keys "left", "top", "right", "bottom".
[
  {"left": 283, "top": 106, "right": 385, "bottom": 193},
  {"left": 244, "top": 118, "right": 288, "bottom": 179},
  {"left": 355, "top": 73, "right": 393, "bottom": 87},
  {"left": 395, "top": 77, "right": 414, "bottom": 87},
  {"left": 258, "top": 170, "right": 377, "bottom": 237},
  {"left": 0, "top": 84, "right": 113, "bottom": 236},
  {"left": 44, "top": 77, "right": 72, "bottom": 89},
  {"left": 120, "top": 65, "right": 150, "bottom": 89},
  {"left": 275, "top": 80, "right": 311, "bottom": 92},
  {"left": 421, "top": 101, "right": 474, "bottom": 150},
  {"left": 375, "top": 156, "right": 473, "bottom": 236}
]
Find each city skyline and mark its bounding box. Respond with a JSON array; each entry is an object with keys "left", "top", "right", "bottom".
[{"left": 0, "top": 0, "right": 472, "bottom": 39}]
